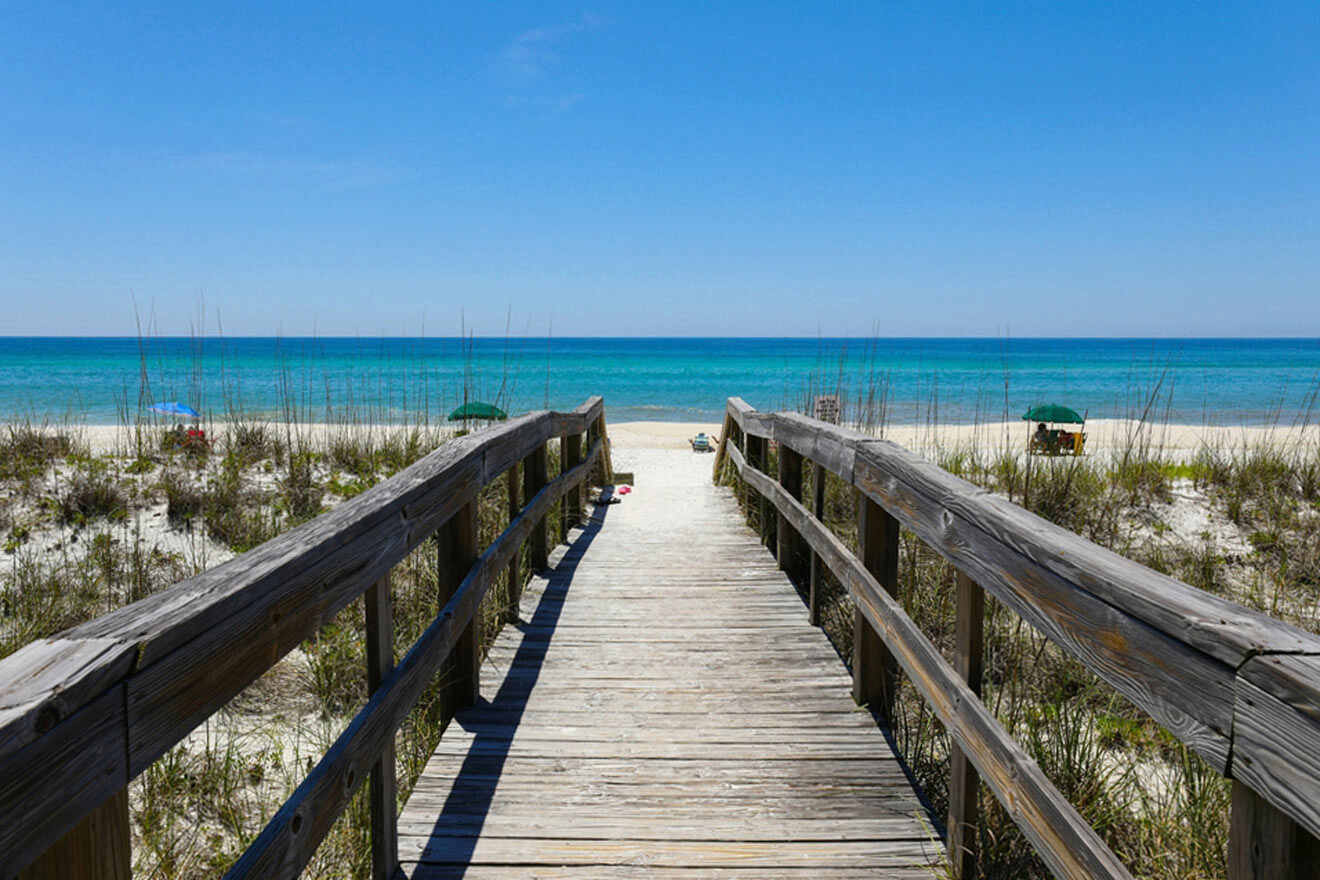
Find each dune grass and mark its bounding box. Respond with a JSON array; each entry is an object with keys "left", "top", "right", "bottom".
[{"left": 718, "top": 396, "right": 1320, "bottom": 880}]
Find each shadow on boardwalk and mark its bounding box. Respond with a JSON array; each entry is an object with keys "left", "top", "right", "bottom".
[{"left": 412, "top": 502, "right": 611, "bottom": 877}]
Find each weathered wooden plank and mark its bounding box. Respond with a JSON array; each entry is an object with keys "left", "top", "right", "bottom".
[
  {"left": 505, "top": 462, "right": 521, "bottom": 620},
  {"left": 948, "top": 571, "right": 984, "bottom": 880},
  {"left": 852, "top": 490, "right": 899, "bottom": 717},
  {"left": 222, "top": 439, "right": 602, "bottom": 880},
  {"left": 0, "top": 638, "right": 135, "bottom": 757},
  {"left": 547, "top": 396, "right": 604, "bottom": 438},
  {"left": 523, "top": 442, "right": 549, "bottom": 571},
  {"left": 562, "top": 432, "right": 582, "bottom": 543},
  {"left": 407, "top": 837, "right": 937, "bottom": 869},
  {"left": 809, "top": 460, "right": 826, "bottom": 626},
  {"left": 713, "top": 411, "right": 734, "bottom": 478},
  {"left": 0, "top": 403, "right": 599, "bottom": 788},
  {"left": 1229, "top": 779, "right": 1320, "bottom": 879},
  {"left": 850, "top": 448, "right": 1235, "bottom": 771},
  {"left": 731, "top": 458, "right": 1133, "bottom": 880},
  {"left": 777, "top": 443, "right": 805, "bottom": 581},
  {"left": 745, "top": 435, "right": 773, "bottom": 549},
  {"left": 405, "top": 866, "right": 940, "bottom": 880},
  {"left": 396, "top": 445, "right": 939, "bottom": 879},
  {"left": 364, "top": 575, "right": 398, "bottom": 880},
  {"left": 0, "top": 686, "right": 128, "bottom": 874},
  {"left": 595, "top": 410, "right": 614, "bottom": 484},
  {"left": 1232, "top": 655, "right": 1320, "bottom": 844},
  {"left": 396, "top": 814, "right": 927, "bottom": 840},
  {"left": 726, "top": 397, "right": 774, "bottom": 441},
  {"left": 1, "top": 403, "right": 608, "bottom": 877},
  {"left": 438, "top": 503, "right": 480, "bottom": 715},
  {"left": 17, "top": 787, "right": 130, "bottom": 880},
  {"left": 768, "top": 411, "right": 862, "bottom": 484}
]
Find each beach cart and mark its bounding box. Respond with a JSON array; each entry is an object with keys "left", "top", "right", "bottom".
[
  {"left": 690, "top": 433, "right": 714, "bottom": 452},
  {"left": 1024, "top": 404, "right": 1086, "bottom": 456}
]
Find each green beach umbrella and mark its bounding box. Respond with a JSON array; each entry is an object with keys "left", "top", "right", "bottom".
[
  {"left": 1022, "top": 404, "right": 1085, "bottom": 424},
  {"left": 448, "top": 401, "right": 507, "bottom": 422}
]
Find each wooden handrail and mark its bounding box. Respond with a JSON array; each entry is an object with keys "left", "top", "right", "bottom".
[
  {"left": 0, "top": 396, "right": 607, "bottom": 878},
  {"left": 720, "top": 397, "right": 1320, "bottom": 878},
  {"left": 227, "top": 438, "right": 603, "bottom": 878}
]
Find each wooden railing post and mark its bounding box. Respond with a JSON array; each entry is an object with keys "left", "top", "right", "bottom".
[
  {"left": 746, "top": 435, "right": 772, "bottom": 549},
  {"left": 808, "top": 461, "right": 826, "bottom": 626},
  {"left": 524, "top": 443, "right": 549, "bottom": 572},
  {"left": 852, "top": 490, "right": 900, "bottom": 718},
  {"left": 594, "top": 413, "right": 614, "bottom": 484},
  {"left": 562, "top": 433, "right": 581, "bottom": 542},
  {"left": 18, "top": 789, "right": 130, "bottom": 880},
  {"left": 737, "top": 426, "right": 753, "bottom": 513},
  {"left": 506, "top": 462, "right": 521, "bottom": 621},
  {"left": 364, "top": 574, "right": 398, "bottom": 880},
  {"left": 437, "top": 501, "right": 480, "bottom": 714},
  {"left": 713, "top": 412, "right": 733, "bottom": 479},
  {"left": 777, "top": 445, "right": 804, "bottom": 580},
  {"left": 948, "top": 571, "right": 985, "bottom": 879},
  {"left": 1229, "top": 780, "right": 1320, "bottom": 879}
]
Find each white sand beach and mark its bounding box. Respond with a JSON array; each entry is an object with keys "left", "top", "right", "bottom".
[{"left": 61, "top": 416, "right": 1320, "bottom": 461}]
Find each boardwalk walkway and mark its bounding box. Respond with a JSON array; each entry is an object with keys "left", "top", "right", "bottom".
[{"left": 397, "top": 450, "right": 942, "bottom": 878}]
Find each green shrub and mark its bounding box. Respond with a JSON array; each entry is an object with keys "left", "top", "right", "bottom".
[
  {"left": 57, "top": 468, "right": 128, "bottom": 525},
  {"left": 0, "top": 424, "right": 80, "bottom": 483}
]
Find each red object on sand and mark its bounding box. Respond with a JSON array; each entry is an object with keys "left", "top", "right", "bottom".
[{"left": 618, "top": 486, "right": 632, "bottom": 495}]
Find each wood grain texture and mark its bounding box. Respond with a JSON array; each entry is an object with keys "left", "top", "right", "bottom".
[
  {"left": 809, "top": 460, "right": 826, "bottom": 627},
  {"left": 732, "top": 400, "right": 1304, "bottom": 776},
  {"left": 855, "top": 445, "right": 1245, "bottom": 768},
  {"left": 0, "top": 686, "right": 128, "bottom": 874},
  {"left": 437, "top": 503, "right": 480, "bottom": 715},
  {"left": 948, "top": 572, "right": 985, "bottom": 880},
  {"left": 713, "top": 411, "right": 733, "bottom": 478},
  {"left": 396, "top": 448, "right": 941, "bottom": 878},
  {"left": 728, "top": 448, "right": 1134, "bottom": 880},
  {"left": 852, "top": 491, "right": 899, "bottom": 717},
  {"left": 16, "top": 788, "right": 130, "bottom": 880},
  {"left": 365, "top": 576, "right": 398, "bottom": 880},
  {"left": 505, "top": 463, "right": 521, "bottom": 621},
  {"left": 776, "top": 444, "right": 804, "bottom": 580},
  {"left": 223, "top": 440, "right": 603, "bottom": 880},
  {"left": 523, "top": 443, "right": 549, "bottom": 572},
  {"left": 1232, "top": 655, "right": 1320, "bottom": 843},
  {"left": 1229, "top": 779, "right": 1320, "bottom": 879},
  {"left": 0, "top": 401, "right": 604, "bottom": 878},
  {"left": 562, "top": 432, "right": 582, "bottom": 543}
]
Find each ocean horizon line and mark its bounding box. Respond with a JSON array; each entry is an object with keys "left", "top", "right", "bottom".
[{"left": 2, "top": 334, "right": 1319, "bottom": 342}]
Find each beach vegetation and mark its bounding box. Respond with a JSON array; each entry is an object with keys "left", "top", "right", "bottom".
[{"left": 720, "top": 378, "right": 1320, "bottom": 880}]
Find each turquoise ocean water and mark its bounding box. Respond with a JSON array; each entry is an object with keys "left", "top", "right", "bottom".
[{"left": 0, "top": 337, "right": 1317, "bottom": 426}]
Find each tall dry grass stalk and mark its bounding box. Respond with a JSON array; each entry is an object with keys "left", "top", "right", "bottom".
[{"left": 720, "top": 359, "right": 1320, "bottom": 880}]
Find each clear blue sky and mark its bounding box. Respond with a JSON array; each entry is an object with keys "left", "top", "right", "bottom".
[{"left": 2, "top": 2, "right": 1317, "bottom": 337}]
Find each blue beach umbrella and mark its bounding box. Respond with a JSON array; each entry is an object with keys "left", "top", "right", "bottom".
[{"left": 150, "top": 401, "right": 201, "bottom": 419}]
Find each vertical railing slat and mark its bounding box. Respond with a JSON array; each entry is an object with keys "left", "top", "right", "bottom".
[
  {"left": 506, "top": 463, "right": 521, "bottom": 621},
  {"left": 562, "top": 433, "right": 581, "bottom": 541},
  {"left": 437, "top": 502, "right": 480, "bottom": 717},
  {"left": 948, "top": 571, "right": 985, "bottom": 879},
  {"left": 777, "top": 445, "right": 804, "bottom": 581},
  {"left": 523, "top": 443, "right": 549, "bottom": 572},
  {"left": 809, "top": 460, "right": 826, "bottom": 626},
  {"left": 746, "top": 435, "right": 772, "bottom": 549},
  {"left": 364, "top": 574, "right": 398, "bottom": 880},
  {"left": 852, "top": 490, "right": 900, "bottom": 718},
  {"left": 1229, "top": 780, "right": 1320, "bottom": 879},
  {"left": 17, "top": 789, "right": 131, "bottom": 880}
]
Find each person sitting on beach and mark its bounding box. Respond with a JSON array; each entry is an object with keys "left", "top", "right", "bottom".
[{"left": 1034, "top": 422, "right": 1048, "bottom": 448}]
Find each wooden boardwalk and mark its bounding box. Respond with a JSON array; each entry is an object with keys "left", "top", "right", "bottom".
[{"left": 396, "top": 453, "right": 942, "bottom": 878}]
